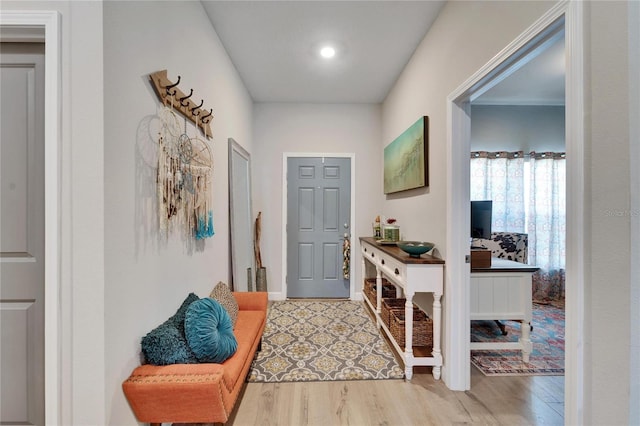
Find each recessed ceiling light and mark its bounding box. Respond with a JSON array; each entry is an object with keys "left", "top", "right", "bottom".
[{"left": 320, "top": 46, "right": 336, "bottom": 59}]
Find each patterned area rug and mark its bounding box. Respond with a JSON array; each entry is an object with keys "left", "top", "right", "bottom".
[
  {"left": 247, "top": 300, "right": 404, "bottom": 382},
  {"left": 471, "top": 302, "right": 565, "bottom": 376}
]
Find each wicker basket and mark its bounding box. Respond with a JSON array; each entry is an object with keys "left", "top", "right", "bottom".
[
  {"left": 363, "top": 278, "right": 395, "bottom": 307},
  {"left": 381, "top": 298, "right": 413, "bottom": 328},
  {"left": 389, "top": 308, "right": 433, "bottom": 349}
]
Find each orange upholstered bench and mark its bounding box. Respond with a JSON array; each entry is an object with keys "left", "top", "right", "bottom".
[{"left": 123, "top": 292, "right": 268, "bottom": 425}]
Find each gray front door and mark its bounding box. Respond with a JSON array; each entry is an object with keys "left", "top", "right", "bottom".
[{"left": 287, "top": 157, "right": 351, "bottom": 298}]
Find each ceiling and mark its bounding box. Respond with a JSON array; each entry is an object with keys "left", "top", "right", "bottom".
[
  {"left": 202, "top": 1, "right": 565, "bottom": 105},
  {"left": 201, "top": 1, "right": 446, "bottom": 103},
  {"left": 474, "top": 33, "right": 565, "bottom": 106}
]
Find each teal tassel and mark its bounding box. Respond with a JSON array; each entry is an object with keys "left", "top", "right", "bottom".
[
  {"left": 195, "top": 211, "right": 215, "bottom": 240},
  {"left": 207, "top": 211, "right": 215, "bottom": 237}
]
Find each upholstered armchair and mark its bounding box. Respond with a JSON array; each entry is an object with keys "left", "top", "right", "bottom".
[{"left": 472, "top": 231, "right": 529, "bottom": 264}]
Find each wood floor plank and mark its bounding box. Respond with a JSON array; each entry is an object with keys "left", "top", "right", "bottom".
[
  {"left": 231, "top": 370, "right": 564, "bottom": 426},
  {"left": 231, "top": 301, "right": 564, "bottom": 425},
  {"left": 547, "top": 402, "right": 565, "bottom": 418}
]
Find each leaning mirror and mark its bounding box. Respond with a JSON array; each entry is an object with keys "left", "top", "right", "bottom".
[{"left": 228, "top": 138, "right": 253, "bottom": 291}]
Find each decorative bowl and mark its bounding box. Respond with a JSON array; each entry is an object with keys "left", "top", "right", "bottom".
[{"left": 396, "top": 241, "right": 435, "bottom": 258}]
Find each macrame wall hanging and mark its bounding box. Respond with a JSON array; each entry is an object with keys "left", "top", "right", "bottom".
[{"left": 149, "top": 70, "right": 215, "bottom": 240}]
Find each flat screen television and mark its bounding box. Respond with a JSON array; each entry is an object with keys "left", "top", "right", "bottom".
[{"left": 471, "top": 200, "right": 492, "bottom": 239}]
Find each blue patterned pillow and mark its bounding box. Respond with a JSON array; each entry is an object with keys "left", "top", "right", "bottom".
[
  {"left": 184, "top": 298, "right": 238, "bottom": 363},
  {"left": 141, "top": 293, "right": 199, "bottom": 365}
]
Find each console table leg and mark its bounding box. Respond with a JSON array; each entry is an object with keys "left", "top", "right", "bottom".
[
  {"left": 432, "top": 366, "right": 441, "bottom": 380},
  {"left": 405, "top": 364, "right": 414, "bottom": 380},
  {"left": 404, "top": 292, "right": 414, "bottom": 352},
  {"left": 432, "top": 292, "right": 443, "bottom": 379},
  {"left": 404, "top": 291, "right": 415, "bottom": 381},
  {"left": 375, "top": 269, "right": 383, "bottom": 317}
]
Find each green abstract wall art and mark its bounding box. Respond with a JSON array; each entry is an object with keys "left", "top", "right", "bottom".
[{"left": 384, "top": 116, "right": 429, "bottom": 194}]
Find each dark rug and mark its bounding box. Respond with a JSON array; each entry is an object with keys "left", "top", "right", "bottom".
[
  {"left": 247, "top": 300, "right": 404, "bottom": 382},
  {"left": 471, "top": 302, "right": 565, "bottom": 376}
]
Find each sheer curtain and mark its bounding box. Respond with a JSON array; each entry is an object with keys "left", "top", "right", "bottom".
[
  {"left": 528, "top": 152, "right": 566, "bottom": 301},
  {"left": 470, "top": 150, "right": 566, "bottom": 302},
  {"left": 470, "top": 151, "right": 525, "bottom": 232}
]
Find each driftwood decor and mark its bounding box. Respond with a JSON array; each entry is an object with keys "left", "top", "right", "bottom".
[
  {"left": 149, "top": 69, "right": 213, "bottom": 139},
  {"left": 254, "top": 212, "right": 267, "bottom": 292},
  {"left": 254, "top": 211, "right": 263, "bottom": 271}
]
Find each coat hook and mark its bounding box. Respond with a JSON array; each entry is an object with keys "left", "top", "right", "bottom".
[
  {"left": 191, "top": 99, "right": 204, "bottom": 114},
  {"left": 165, "top": 75, "right": 181, "bottom": 95},
  {"left": 201, "top": 109, "right": 213, "bottom": 123},
  {"left": 179, "top": 88, "right": 193, "bottom": 106}
]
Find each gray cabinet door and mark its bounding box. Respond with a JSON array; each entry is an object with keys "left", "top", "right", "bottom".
[{"left": 287, "top": 157, "right": 350, "bottom": 298}]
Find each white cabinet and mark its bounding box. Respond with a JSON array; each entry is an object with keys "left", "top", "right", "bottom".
[{"left": 359, "top": 237, "right": 444, "bottom": 380}]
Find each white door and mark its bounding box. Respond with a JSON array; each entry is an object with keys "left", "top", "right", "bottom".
[{"left": 0, "top": 43, "right": 45, "bottom": 426}]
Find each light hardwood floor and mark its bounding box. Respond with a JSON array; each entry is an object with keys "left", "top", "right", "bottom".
[
  {"left": 227, "top": 300, "right": 564, "bottom": 425},
  {"left": 228, "top": 367, "right": 564, "bottom": 425}
]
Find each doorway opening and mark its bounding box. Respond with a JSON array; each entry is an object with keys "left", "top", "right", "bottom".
[
  {"left": 446, "top": 2, "right": 584, "bottom": 424},
  {"left": 469, "top": 29, "right": 566, "bottom": 377}
]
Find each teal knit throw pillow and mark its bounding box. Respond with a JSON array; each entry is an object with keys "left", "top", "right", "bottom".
[
  {"left": 141, "top": 293, "right": 199, "bottom": 365},
  {"left": 184, "top": 298, "right": 238, "bottom": 363}
]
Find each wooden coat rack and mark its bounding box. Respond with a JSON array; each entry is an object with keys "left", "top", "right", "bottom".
[{"left": 149, "top": 69, "right": 213, "bottom": 139}]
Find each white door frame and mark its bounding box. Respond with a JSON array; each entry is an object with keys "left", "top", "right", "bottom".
[
  {"left": 282, "top": 152, "right": 356, "bottom": 300},
  {"left": 445, "top": 1, "right": 584, "bottom": 424},
  {"left": 0, "top": 10, "right": 62, "bottom": 425}
]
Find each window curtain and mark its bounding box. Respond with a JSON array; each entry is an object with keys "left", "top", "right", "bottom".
[
  {"left": 470, "top": 150, "right": 566, "bottom": 302},
  {"left": 528, "top": 152, "right": 566, "bottom": 301},
  {"left": 470, "top": 151, "right": 525, "bottom": 233}
]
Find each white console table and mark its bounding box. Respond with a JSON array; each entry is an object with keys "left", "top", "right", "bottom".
[
  {"left": 470, "top": 258, "right": 539, "bottom": 362},
  {"left": 359, "top": 237, "right": 444, "bottom": 380}
]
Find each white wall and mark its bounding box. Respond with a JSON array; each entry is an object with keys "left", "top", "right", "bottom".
[
  {"left": 382, "top": 1, "right": 557, "bottom": 250},
  {"left": 1, "top": 1, "right": 105, "bottom": 425},
  {"left": 252, "top": 103, "right": 382, "bottom": 300},
  {"left": 586, "top": 1, "right": 635, "bottom": 424},
  {"left": 103, "top": 1, "right": 252, "bottom": 424},
  {"left": 383, "top": 0, "right": 636, "bottom": 423},
  {"left": 470, "top": 105, "right": 565, "bottom": 152}
]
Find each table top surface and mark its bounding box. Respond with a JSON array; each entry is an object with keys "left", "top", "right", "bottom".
[
  {"left": 360, "top": 237, "right": 445, "bottom": 264},
  {"left": 471, "top": 257, "right": 539, "bottom": 273}
]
